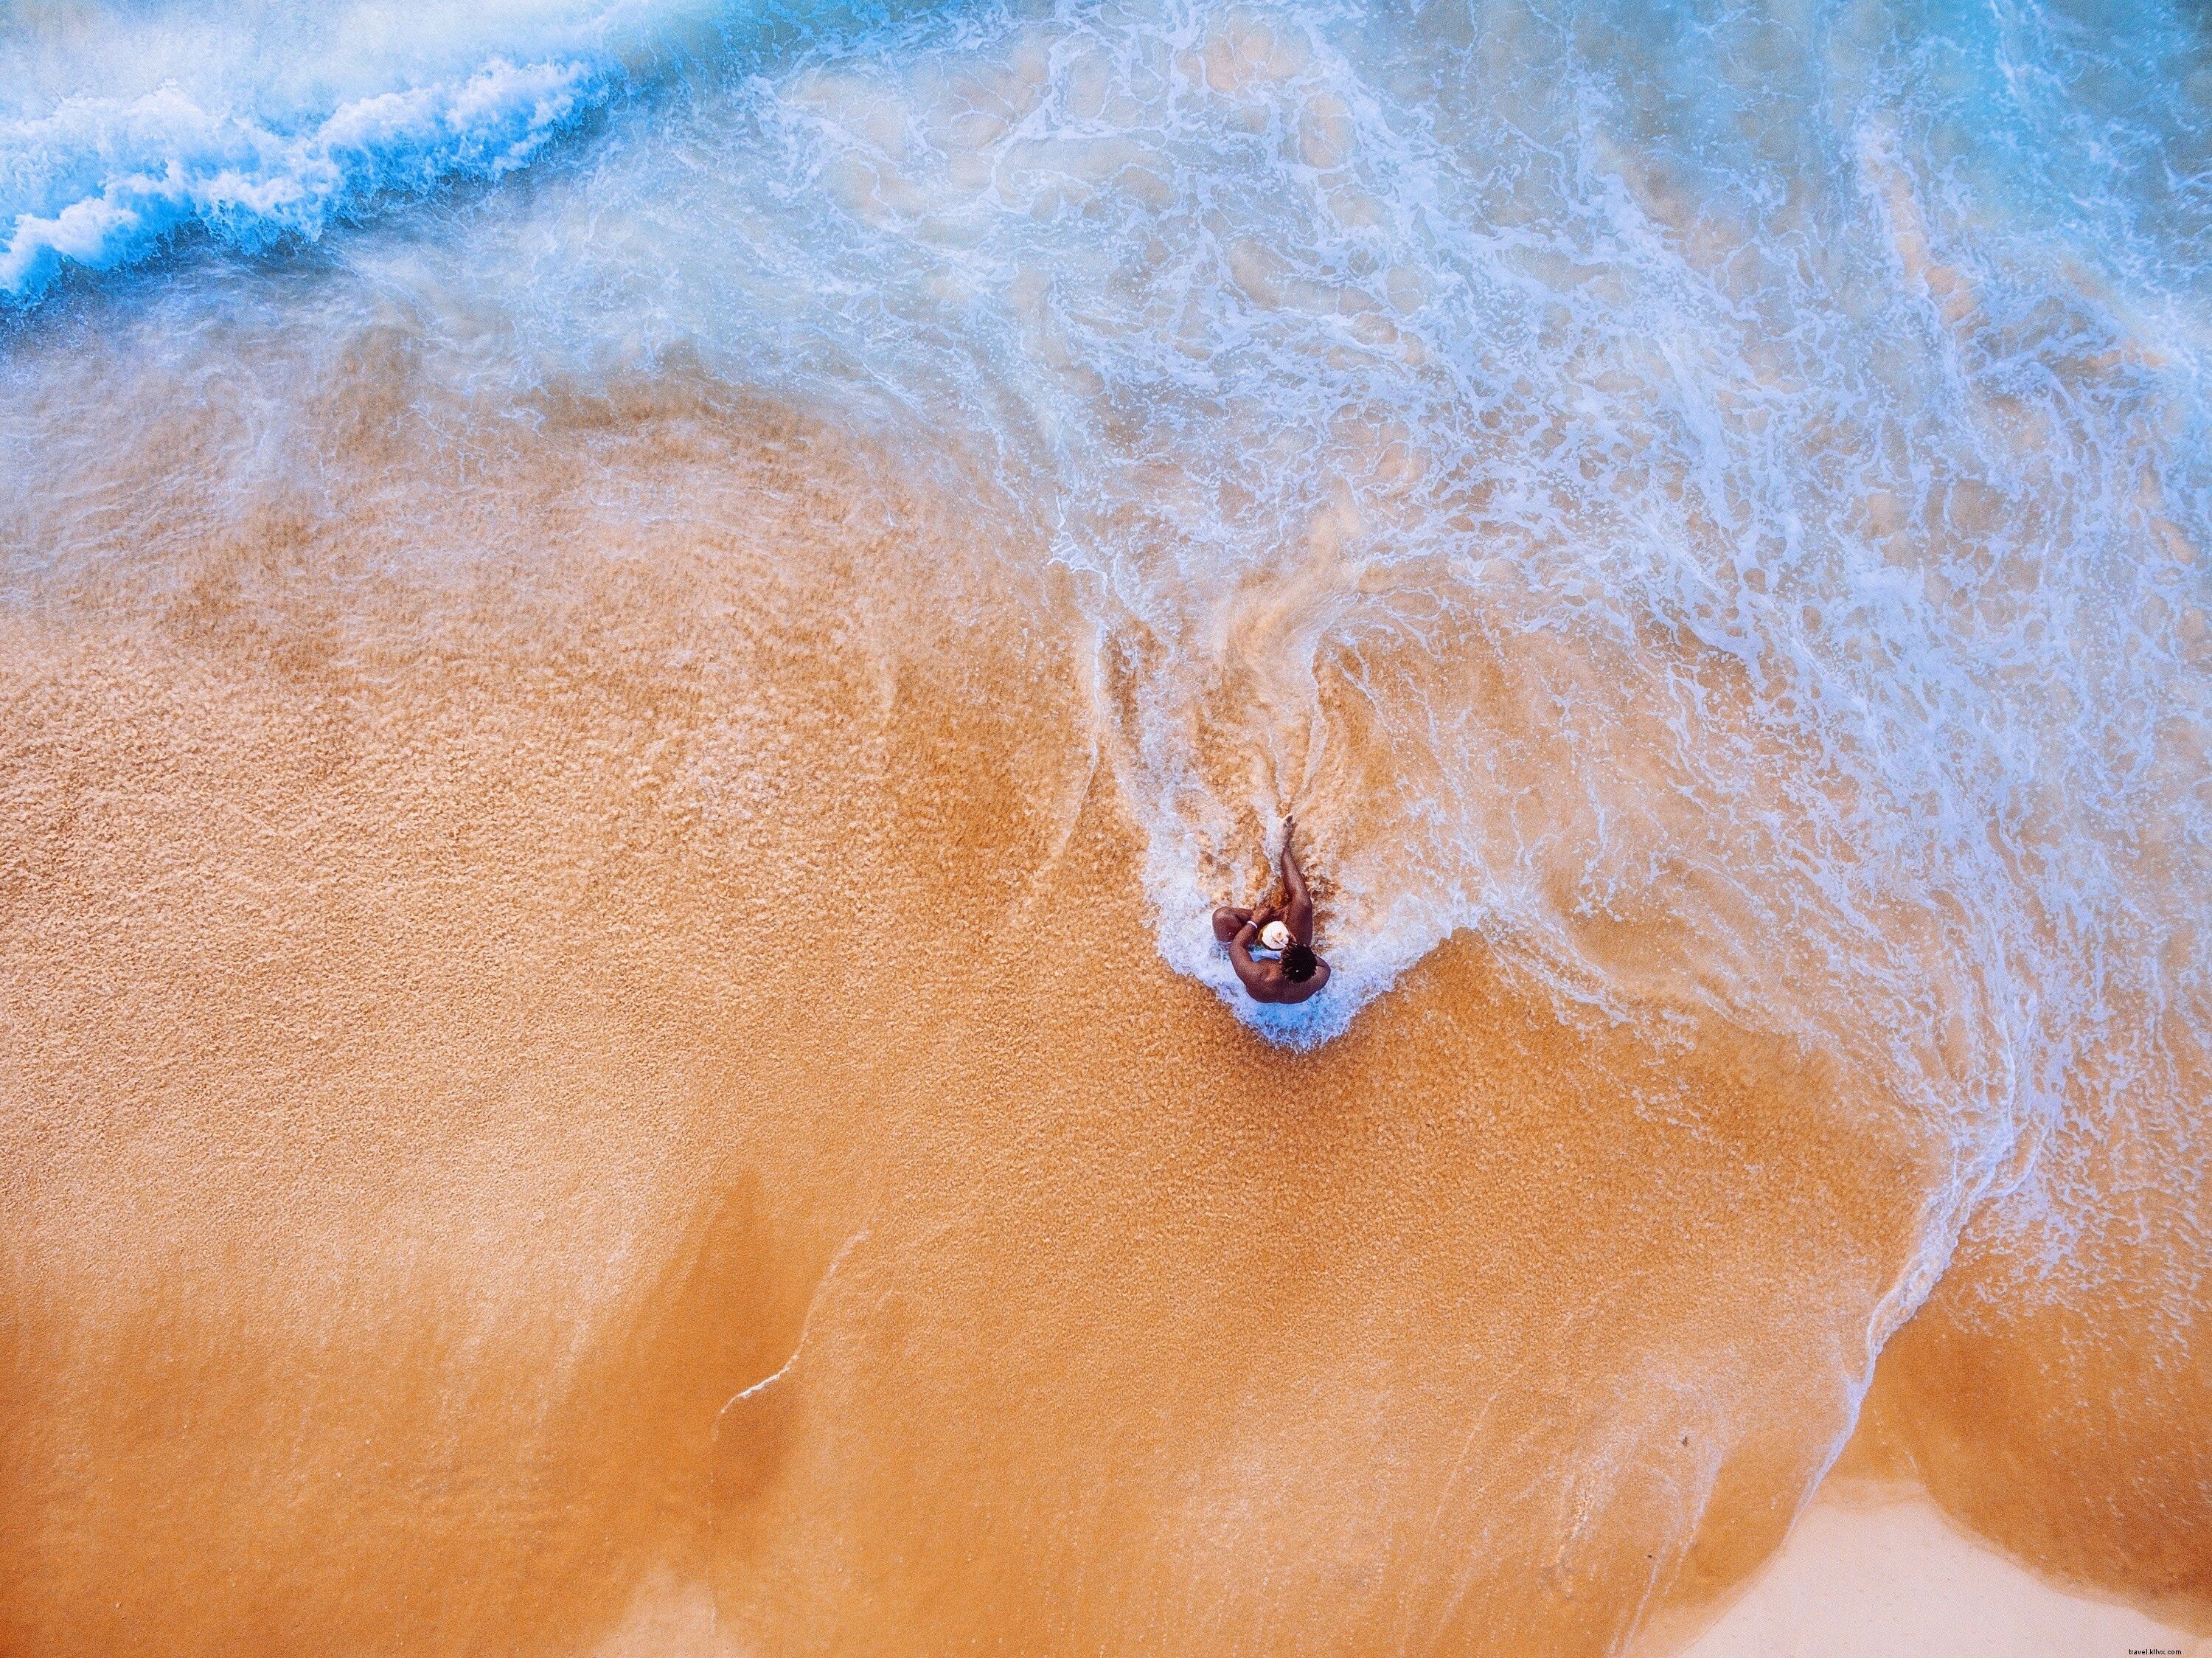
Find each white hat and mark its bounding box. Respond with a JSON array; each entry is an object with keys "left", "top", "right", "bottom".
[{"left": 1259, "top": 920, "right": 1293, "bottom": 951}]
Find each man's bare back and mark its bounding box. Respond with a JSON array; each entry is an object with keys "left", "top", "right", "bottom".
[{"left": 1212, "top": 816, "right": 1331, "bottom": 1005}]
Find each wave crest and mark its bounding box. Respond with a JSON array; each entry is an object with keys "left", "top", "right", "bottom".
[
  {"left": 0, "top": 0, "right": 795, "bottom": 302},
  {"left": 2, "top": 57, "right": 599, "bottom": 299}
]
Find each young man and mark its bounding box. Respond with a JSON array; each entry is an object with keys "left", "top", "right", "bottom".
[{"left": 1211, "top": 815, "right": 1332, "bottom": 1005}]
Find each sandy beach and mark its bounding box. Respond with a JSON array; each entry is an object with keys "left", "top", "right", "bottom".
[
  {"left": 0, "top": 425, "right": 1910, "bottom": 1647},
  {"left": 3, "top": 394, "right": 2202, "bottom": 1648}
]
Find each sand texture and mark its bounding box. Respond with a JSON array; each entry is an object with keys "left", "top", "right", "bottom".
[{"left": 3, "top": 386, "right": 2205, "bottom": 1653}]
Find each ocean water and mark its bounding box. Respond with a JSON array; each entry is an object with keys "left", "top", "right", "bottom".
[{"left": 3, "top": 0, "right": 2207, "bottom": 1649}]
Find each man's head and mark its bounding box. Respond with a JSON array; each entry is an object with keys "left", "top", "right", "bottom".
[{"left": 1281, "top": 943, "right": 1318, "bottom": 983}]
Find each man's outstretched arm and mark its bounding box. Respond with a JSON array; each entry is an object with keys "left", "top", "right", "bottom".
[{"left": 1279, "top": 817, "right": 1314, "bottom": 944}]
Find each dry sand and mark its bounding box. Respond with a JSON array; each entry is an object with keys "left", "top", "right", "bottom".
[{"left": 1679, "top": 1488, "right": 2205, "bottom": 1657}]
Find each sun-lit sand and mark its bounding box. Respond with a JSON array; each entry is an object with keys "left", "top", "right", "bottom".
[
  {"left": 0, "top": 407, "right": 1931, "bottom": 1650},
  {"left": 1678, "top": 1491, "right": 2205, "bottom": 1658},
  {"left": 4, "top": 394, "right": 2202, "bottom": 1650}
]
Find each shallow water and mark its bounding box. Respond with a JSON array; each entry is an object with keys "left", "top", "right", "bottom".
[{"left": 3, "top": 0, "right": 2208, "bottom": 1651}]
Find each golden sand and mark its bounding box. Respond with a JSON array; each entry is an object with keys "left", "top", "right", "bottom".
[{"left": 0, "top": 390, "right": 2202, "bottom": 1652}]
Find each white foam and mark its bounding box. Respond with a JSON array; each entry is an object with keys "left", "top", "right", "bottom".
[{"left": 0, "top": 0, "right": 740, "bottom": 299}]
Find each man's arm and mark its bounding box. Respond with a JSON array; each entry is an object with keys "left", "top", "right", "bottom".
[
  {"left": 1279, "top": 818, "right": 1314, "bottom": 945},
  {"left": 1228, "top": 921, "right": 1266, "bottom": 993}
]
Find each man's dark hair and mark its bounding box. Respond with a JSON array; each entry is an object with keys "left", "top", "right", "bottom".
[{"left": 1281, "top": 944, "right": 1318, "bottom": 983}]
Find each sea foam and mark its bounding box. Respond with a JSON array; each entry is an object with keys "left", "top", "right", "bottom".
[{"left": 0, "top": 0, "right": 760, "bottom": 301}]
